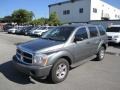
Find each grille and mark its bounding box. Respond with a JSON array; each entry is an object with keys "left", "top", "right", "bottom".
[{"left": 16, "top": 49, "right": 32, "bottom": 64}]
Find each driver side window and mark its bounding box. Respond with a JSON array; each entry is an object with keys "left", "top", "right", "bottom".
[{"left": 75, "top": 27, "right": 88, "bottom": 41}]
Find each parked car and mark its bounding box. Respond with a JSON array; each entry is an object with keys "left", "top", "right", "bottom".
[
  {"left": 26, "top": 26, "right": 40, "bottom": 36},
  {"left": 107, "top": 25, "right": 120, "bottom": 44},
  {"left": 8, "top": 26, "right": 24, "bottom": 34},
  {"left": 8, "top": 26, "right": 18, "bottom": 34},
  {"left": 3, "top": 24, "right": 14, "bottom": 32},
  {"left": 15, "top": 26, "right": 26, "bottom": 34},
  {"left": 30, "top": 26, "right": 56, "bottom": 36},
  {"left": 15, "top": 26, "right": 34, "bottom": 35},
  {"left": 13, "top": 24, "right": 108, "bottom": 83}
]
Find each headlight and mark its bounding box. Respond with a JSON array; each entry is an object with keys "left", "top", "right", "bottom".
[
  {"left": 33, "top": 53, "right": 48, "bottom": 66},
  {"left": 114, "top": 36, "right": 119, "bottom": 38}
]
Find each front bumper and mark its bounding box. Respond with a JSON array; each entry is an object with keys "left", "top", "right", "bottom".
[
  {"left": 108, "top": 39, "right": 120, "bottom": 43},
  {"left": 12, "top": 56, "right": 52, "bottom": 77}
]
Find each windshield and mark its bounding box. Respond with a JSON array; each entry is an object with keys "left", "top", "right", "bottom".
[
  {"left": 40, "top": 27, "right": 47, "bottom": 30},
  {"left": 31, "top": 26, "right": 39, "bottom": 30},
  {"left": 41, "top": 27, "right": 75, "bottom": 42},
  {"left": 107, "top": 27, "right": 120, "bottom": 32},
  {"left": 48, "top": 27, "right": 55, "bottom": 29}
]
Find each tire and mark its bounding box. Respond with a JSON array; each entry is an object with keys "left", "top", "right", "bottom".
[
  {"left": 96, "top": 47, "right": 105, "bottom": 61},
  {"left": 49, "top": 58, "right": 69, "bottom": 84}
]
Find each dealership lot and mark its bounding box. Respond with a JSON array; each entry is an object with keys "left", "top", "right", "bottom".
[{"left": 0, "top": 32, "right": 120, "bottom": 90}]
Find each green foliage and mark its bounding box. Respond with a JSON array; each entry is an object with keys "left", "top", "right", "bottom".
[
  {"left": 12, "top": 9, "right": 34, "bottom": 24},
  {"left": 0, "top": 16, "right": 13, "bottom": 23},
  {"left": 48, "top": 12, "right": 61, "bottom": 26},
  {"left": 30, "top": 12, "right": 61, "bottom": 26},
  {"left": 30, "top": 18, "right": 48, "bottom": 25}
]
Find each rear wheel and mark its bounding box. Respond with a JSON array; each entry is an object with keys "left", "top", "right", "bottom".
[
  {"left": 96, "top": 47, "right": 105, "bottom": 61},
  {"left": 49, "top": 58, "right": 69, "bottom": 83}
]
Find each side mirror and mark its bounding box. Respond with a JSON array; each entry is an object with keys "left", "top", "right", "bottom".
[{"left": 74, "top": 35, "right": 83, "bottom": 42}]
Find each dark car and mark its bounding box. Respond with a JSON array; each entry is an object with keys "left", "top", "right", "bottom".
[
  {"left": 13, "top": 24, "right": 108, "bottom": 83},
  {"left": 16, "top": 26, "right": 34, "bottom": 35},
  {"left": 25, "top": 26, "right": 40, "bottom": 36},
  {"left": 3, "top": 24, "right": 14, "bottom": 32}
]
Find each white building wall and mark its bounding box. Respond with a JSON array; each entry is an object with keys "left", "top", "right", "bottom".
[
  {"left": 100, "top": 1, "right": 120, "bottom": 20},
  {"left": 49, "top": 0, "right": 120, "bottom": 23},
  {"left": 90, "top": 0, "right": 120, "bottom": 20},
  {"left": 49, "top": 0, "right": 91, "bottom": 23},
  {"left": 90, "top": 0, "right": 102, "bottom": 20}
]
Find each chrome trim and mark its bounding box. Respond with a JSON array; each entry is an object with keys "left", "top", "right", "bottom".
[{"left": 16, "top": 47, "right": 33, "bottom": 64}]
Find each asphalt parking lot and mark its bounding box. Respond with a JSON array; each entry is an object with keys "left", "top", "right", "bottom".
[{"left": 0, "top": 32, "right": 120, "bottom": 90}]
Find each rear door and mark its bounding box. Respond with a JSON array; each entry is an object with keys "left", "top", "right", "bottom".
[{"left": 87, "top": 26, "right": 101, "bottom": 55}]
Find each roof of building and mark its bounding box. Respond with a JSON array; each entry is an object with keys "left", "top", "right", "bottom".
[
  {"left": 49, "top": 0, "right": 120, "bottom": 11},
  {"left": 48, "top": 0, "right": 80, "bottom": 7}
]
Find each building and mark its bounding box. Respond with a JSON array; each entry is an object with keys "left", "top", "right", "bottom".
[{"left": 49, "top": 0, "right": 120, "bottom": 23}]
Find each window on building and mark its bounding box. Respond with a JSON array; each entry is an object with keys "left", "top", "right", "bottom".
[
  {"left": 88, "top": 27, "right": 98, "bottom": 38},
  {"left": 63, "top": 10, "right": 70, "bottom": 15},
  {"left": 115, "top": 14, "right": 117, "bottom": 18},
  {"left": 79, "top": 8, "right": 83, "bottom": 13},
  {"left": 66, "top": 10, "right": 70, "bottom": 14},
  {"left": 93, "top": 8, "right": 97, "bottom": 13}
]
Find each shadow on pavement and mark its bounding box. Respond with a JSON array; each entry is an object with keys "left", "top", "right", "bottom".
[
  {"left": 108, "top": 43, "right": 120, "bottom": 49},
  {"left": 0, "top": 61, "right": 35, "bottom": 85},
  {"left": 0, "top": 61, "right": 53, "bottom": 84}
]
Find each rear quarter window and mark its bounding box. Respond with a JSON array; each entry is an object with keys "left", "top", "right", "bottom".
[
  {"left": 98, "top": 26, "right": 106, "bottom": 36},
  {"left": 88, "top": 27, "right": 98, "bottom": 38}
]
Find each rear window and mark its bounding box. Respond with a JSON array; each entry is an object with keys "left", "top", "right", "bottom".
[
  {"left": 98, "top": 26, "right": 106, "bottom": 35},
  {"left": 88, "top": 27, "right": 98, "bottom": 38},
  {"left": 107, "top": 27, "right": 120, "bottom": 32}
]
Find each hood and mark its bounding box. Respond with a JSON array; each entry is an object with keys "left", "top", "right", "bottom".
[
  {"left": 106, "top": 32, "right": 120, "bottom": 36},
  {"left": 18, "top": 39, "right": 64, "bottom": 53}
]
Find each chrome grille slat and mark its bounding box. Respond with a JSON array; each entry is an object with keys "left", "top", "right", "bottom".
[{"left": 16, "top": 49, "right": 32, "bottom": 64}]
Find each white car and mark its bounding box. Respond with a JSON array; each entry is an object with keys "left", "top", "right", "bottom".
[
  {"left": 8, "top": 27, "right": 18, "bottom": 34},
  {"left": 107, "top": 25, "right": 120, "bottom": 44},
  {"left": 8, "top": 26, "right": 24, "bottom": 34},
  {"left": 31, "top": 26, "right": 55, "bottom": 36}
]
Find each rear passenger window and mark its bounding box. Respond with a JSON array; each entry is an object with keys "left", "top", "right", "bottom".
[
  {"left": 98, "top": 26, "right": 106, "bottom": 35},
  {"left": 75, "top": 28, "right": 88, "bottom": 40},
  {"left": 88, "top": 27, "right": 98, "bottom": 38}
]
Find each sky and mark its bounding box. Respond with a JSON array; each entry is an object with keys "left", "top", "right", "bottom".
[{"left": 0, "top": 0, "right": 120, "bottom": 18}]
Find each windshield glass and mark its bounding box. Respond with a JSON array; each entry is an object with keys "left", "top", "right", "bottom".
[
  {"left": 41, "top": 27, "right": 75, "bottom": 42},
  {"left": 48, "top": 27, "right": 55, "bottom": 29},
  {"left": 31, "top": 26, "right": 39, "bottom": 30},
  {"left": 40, "top": 27, "right": 47, "bottom": 30},
  {"left": 107, "top": 27, "right": 120, "bottom": 32}
]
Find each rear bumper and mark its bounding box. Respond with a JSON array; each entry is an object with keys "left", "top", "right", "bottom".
[{"left": 12, "top": 56, "right": 52, "bottom": 77}]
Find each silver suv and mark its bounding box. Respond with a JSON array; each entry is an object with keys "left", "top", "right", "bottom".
[{"left": 13, "top": 24, "right": 108, "bottom": 83}]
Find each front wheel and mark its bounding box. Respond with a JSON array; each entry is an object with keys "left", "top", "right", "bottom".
[
  {"left": 49, "top": 58, "right": 69, "bottom": 83},
  {"left": 96, "top": 47, "right": 105, "bottom": 61}
]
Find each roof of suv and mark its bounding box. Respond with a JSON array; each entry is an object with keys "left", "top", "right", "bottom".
[{"left": 62, "top": 24, "right": 99, "bottom": 28}]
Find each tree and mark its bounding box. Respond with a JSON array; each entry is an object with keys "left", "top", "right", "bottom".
[
  {"left": 12, "top": 9, "right": 34, "bottom": 24},
  {"left": 30, "top": 18, "right": 48, "bottom": 25},
  {"left": 1, "top": 16, "right": 13, "bottom": 23},
  {"left": 49, "top": 12, "right": 60, "bottom": 26}
]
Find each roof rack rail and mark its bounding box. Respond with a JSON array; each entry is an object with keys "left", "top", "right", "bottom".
[{"left": 62, "top": 22, "right": 91, "bottom": 26}]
